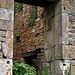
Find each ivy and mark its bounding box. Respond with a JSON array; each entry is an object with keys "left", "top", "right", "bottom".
[
  {"left": 29, "top": 6, "right": 37, "bottom": 25},
  {"left": 13, "top": 62, "right": 37, "bottom": 75}
]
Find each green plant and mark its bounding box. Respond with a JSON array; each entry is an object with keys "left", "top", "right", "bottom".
[
  {"left": 17, "top": 3, "right": 23, "bottom": 12},
  {"left": 13, "top": 62, "right": 37, "bottom": 75},
  {"left": 42, "top": 66, "right": 48, "bottom": 75},
  {"left": 64, "top": 66, "right": 70, "bottom": 75},
  {"left": 14, "top": 3, "right": 23, "bottom": 13},
  {"left": 29, "top": 7, "right": 37, "bottom": 25}
]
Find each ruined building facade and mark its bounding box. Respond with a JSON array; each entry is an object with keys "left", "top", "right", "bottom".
[{"left": 0, "top": 0, "right": 75, "bottom": 75}]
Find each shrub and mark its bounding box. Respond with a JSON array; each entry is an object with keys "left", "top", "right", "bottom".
[{"left": 13, "top": 62, "right": 37, "bottom": 75}]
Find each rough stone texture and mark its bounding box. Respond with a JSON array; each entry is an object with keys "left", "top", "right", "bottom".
[
  {"left": 0, "top": 31, "right": 5, "bottom": 37},
  {"left": 71, "top": 61, "right": 75, "bottom": 75},
  {"left": 55, "top": 60, "right": 70, "bottom": 75},
  {"left": 44, "top": 0, "right": 75, "bottom": 75},
  {"left": 0, "top": 20, "right": 14, "bottom": 30},
  {"left": 0, "top": 0, "right": 14, "bottom": 74},
  {"left": 0, "top": 59, "right": 12, "bottom": 75},
  {"left": 0, "top": 0, "right": 14, "bottom": 9},
  {"left": 44, "top": 4, "right": 55, "bottom": 62},
  {"left": 62, "top": 45, "right": 75, "bottom": 59},
  {"left": 0, "top": 0, "right": 74, "bottom": 75},
  {"left": 0, "top": 8, "right": 14, "bottom": 21},
  {"left": 61, "top": 0, "right": 75, "bottom": 60}
]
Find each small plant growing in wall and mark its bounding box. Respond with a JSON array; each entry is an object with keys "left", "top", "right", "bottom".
[
  {"left": 29, "top": 6, "right": 37, "bottom": 25},
  {"left": 14, "top": 3, "right": 23, "bottom": 13},
  {"left": 64, "top": 66, "right": 70, "bottom": 75},
  {"left": 42, "top": 66, "right": 48, "bottom": 75}
]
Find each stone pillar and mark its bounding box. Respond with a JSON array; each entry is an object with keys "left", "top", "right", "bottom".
[
  {"left": 44, "top": 0, "right": 75, "bottom": 75},
  {"left": 0, "top": 0, "right": 14, "bottom": 75}
]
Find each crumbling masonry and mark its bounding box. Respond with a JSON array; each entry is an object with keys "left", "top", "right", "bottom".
[{"left": 0, "top": 0, "right": 75, "bottom": 75}]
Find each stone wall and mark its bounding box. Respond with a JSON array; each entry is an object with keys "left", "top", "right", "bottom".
[
  {"left": 0, "top": 0, "right": 75, "bottom": 75},
  {"left": 0, "top": 0, "right": 14, "bottom": 74},
  {"left": 44, "top": 0, "right": 75, "bottom": 75}
]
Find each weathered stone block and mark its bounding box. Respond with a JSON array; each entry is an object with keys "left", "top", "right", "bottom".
[
  {"left": 0, "top": 8, "right": 14, "bottom": 21},
  {"left": 70, "top": 2, "right": 75, "bottom": 14},
  {"left": 0, "top": 0, "right": 14, "bottom": 9},
  {"left": 0, "top": 20, "right": 13, "bottom": 30},
  {"left": 62, "top": 45, "right": 75, "bottom": 59},
  {"left": 62, "top": 13, "right": 70, "bottom": 45},
  {"left": 71, "top": 61, "right": 75, "bottom": 75},
  {"left": 0, "top": 31, "right": 6, "bottom": 37},
  {"left": 2, "top": 31, "right": 13, "bottom": 58},
  {"left": 55, "top": 60, "right": 70, "bottom": 75},
  {"left": 0, "top": 59, "right": 12, "bottom": 75},
  {"left": 0, "top": 37, "right": 6, "bottom": 42},
  {"left": 54, "top": 13, "right": 62, "bottom": 59},
  {"left": 61, "top": 4, "right": 71, "bottom": 13},
  {"left": 44, "top": 18, "right": 55, "bottom": 61}
]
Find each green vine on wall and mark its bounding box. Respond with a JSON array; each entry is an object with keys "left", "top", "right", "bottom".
[
  {"left": 14, "top": 3, "right": 23, "bottom": 13},
  {"left": 29, "top": 6, "right": 37, "bottom": 25}
]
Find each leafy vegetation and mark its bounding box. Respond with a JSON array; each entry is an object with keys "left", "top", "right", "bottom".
[
  {"left": 17, "top": 3, "right": 23, "bottom": 12},
  {"left": 64, "top": 66, "right": 70, "bottom": 75},
  {"left": 42, "top": 66, "right": 48, "bottom": 75},
  {"left": 13, "top": 62, "right": 37, "bottom": 75},
  {"left": 14, "top": 3, "right": 23, "bottom": 13},
  {"left": 29, "top": 6, "right": 37, "bottom": 25}
]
